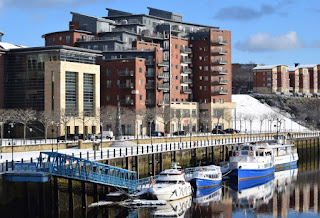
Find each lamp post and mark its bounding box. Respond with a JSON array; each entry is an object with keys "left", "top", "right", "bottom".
[
  {"left": 29, "top": 128, "right": 33, "bottom": 145},
  {"left": 100, "top": 121, "right": 103, "bottom": 151},
  {"left": 56, "top": 122, "right": 59, "bottom": 152},
  {"left": 50, "top": 121, "right": 54, "bottom": 151},
  {"left": 8, "top": 122, "right": 14, "bottom": 166},
  {"left": 0, "top": 121, "right": 3, "bottom": 159}
]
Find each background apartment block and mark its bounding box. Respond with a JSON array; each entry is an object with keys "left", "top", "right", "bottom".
[
  {"left": 253, "top": 64, "right": 320, "bottom": 98},
  {"left": 40, "top": 7, "right": 235, "bottom": 135}
]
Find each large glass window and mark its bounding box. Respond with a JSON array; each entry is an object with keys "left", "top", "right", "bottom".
[
  {"left": 65, "top": 71, "right": 77, "bottom": 114},
  {"left": 83, "top": 73, "right": 94, "bottom": 115}
]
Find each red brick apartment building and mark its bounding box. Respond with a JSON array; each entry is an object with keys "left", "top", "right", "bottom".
[
  {"left": 253, "top": 64, "right": 320, "bottom": 97},
  {"left": 42, "top": 7, "right": 235, "bottom": 134}
]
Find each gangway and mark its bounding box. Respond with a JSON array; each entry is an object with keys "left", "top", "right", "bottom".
[{"left": 37, "top": 152, "right": 138, "bottom": 193}]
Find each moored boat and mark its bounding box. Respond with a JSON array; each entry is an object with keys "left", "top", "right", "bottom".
[
  {"left": 185, "top": 165, "right": 222, "bottom": 189},
  {"left": 148, "top": 162, "right": 192, "bottom": 201},
  {"left": 227, "top": 144, "right": 275, "bottom": 181}
]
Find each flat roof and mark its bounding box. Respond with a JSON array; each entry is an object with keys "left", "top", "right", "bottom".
[
  {"left": 104, "top": 10, "right": 218, "bottom": 29},
  {"left": 42, "top": 29, "right": 92, "bottom": 38},
  {"left": 7, "top": 45, "right": 102, "bottom": 56},
  {"left": 147, "top": 7, "right": 184, "bottom": 17},
  {"left": 253, "top": 65, "right": 277, "bottom": 70},
  {"left": 71, "top": 11, "right": 116, "bottom": 24}
]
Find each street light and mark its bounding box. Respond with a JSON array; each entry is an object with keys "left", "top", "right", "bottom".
[
  {"left": 0, "top": 121, "right": 3, "bottom": 159},
  {"left": 8, "top": 122, "right": 14, "bottom": 167},
  {"left": 55, "top": 122, "right": 59, "bottom": 152}
]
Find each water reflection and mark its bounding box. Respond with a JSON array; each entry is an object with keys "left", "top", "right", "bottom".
[{"left": 149, "top": 196, "right": 192, "bottom": 217}]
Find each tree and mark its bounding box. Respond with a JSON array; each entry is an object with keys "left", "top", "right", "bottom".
[
  {"left": 158, "top": 106, "right": 172, "bottom": 134},
  {"left": 172, "top": 108, "right": 185, "bottom": 134},
  {"left": 259, "top": 113, "right": 268, "bottom": 133},
  {"left": 246, "top": 114, "right": 256, "bottom": 134},
  {"left": 145, "top": 108, "right": 159, "bottom": 136},
  {"left": 37, "top": 111, "right": 59, "bottom": 143},
  {"left": 212, "top": 107, "right": 227, "bottom": 134},
  {"left": 59, "top": 109, "right": 72, "bottom": 141},
  {"left": 77, "top": 111, "right": 94, "bottom": 138},
  {"left": 237, "top": 113, "right": 244, "bottom": 132},
  {"left": 14, "top": 109, "right": 36, "bottom": 144},
  {"left": 0, "top": 109, "right": 15, "bottom": 147}
]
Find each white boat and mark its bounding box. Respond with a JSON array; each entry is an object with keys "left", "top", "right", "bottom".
[
  {"left": 185, "top": 165, "right": 222, "bottom": 189},
  {"left": 148, "top": 162, "right": 192, "bottom": 201},
  {"left": 226, "top": 144, "right": 275, "bottom": 181},
  {"left": 149, "top": 196, "right": 192, "bottom": 218}
]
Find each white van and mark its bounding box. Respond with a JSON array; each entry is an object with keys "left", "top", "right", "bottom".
[{"left": 96, "top": 131, "right": 114, "bottom": 139}]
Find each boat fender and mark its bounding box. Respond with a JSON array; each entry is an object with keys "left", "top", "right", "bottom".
[
  {"left": 235, "top": 152, "right": 239, "bottom": 156},
  {"left": 249, "top": 151, "right": 254, "bottom": 156}
]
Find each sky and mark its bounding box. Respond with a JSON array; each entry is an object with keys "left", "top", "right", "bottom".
[{"left": 0, "top": 0, "right": 319, "bottom": 66}]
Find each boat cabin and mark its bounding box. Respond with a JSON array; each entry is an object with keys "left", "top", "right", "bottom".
[{"left": 231, "top": 144, "right": 273, "bottom": 157}]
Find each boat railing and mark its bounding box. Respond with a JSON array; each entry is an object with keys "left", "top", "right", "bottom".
[{"left": 137, "top": 175, "right": 160, "bottom": 187}]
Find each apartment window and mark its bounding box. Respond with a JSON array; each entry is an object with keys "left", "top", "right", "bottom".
[
  {"left": 106, "top": 80, "right": 112, "bottom": 88},
  {"left": 106, "top": 96, "right": 111, "bottom": 101},
  {"left": 204, "top": 76, "right": 208, "bottom": 81},
  {"left": 59, "top": 36, "right": 62, "bottom": 41},
  {"left": 199, "top": 56, "right": 202, "bottom": 60},
  {"left": 139, "top": 95, "right": 142, "bottom": 100},
  {"left": 83, "top": 73, "right": 94, "bottom": 115},
  {"left": 204, "top": 86, "right": 207, "bottom": 91},
  {"left": 139, "top": 79, "right": 142, "bottom": 85},
  {"left": 93, "top": 45, "right": 98, "bottom": 50},
  {"left": 175, "top": 44, "right": 178, "bottom": 49},
  {"left": 212, "top": 98, "right": 216, "bottom": 103},
  {"left": 65, "top": 71, "right": 77, "bottom": 114},
  {"left": 204, "top": 56, "right": 208, "bottom": 61},
  {"left": 176, "top": 86, "right": 178, "bottom": 90},
  {"left": 199, "top": 86, "right": 202, "bottom": 90},
  {"left": 66, "top": 35, "right": 70, "bottom": 44},
  {"left": 175, "top": 65, "right": 178, "bottom": 69},
  {"left": 219, "top": 99, "right": 224, "bottom": 104},
  {"left": 106, "top": 68, "right": 112, "bottom": 76},
  {"left": 139, "top": 67, "right": 143, "bottom": 73},
  {"left": 199, "top": 66, "right": 202, "bottom": 70},
  {"left": 176, "top": 75, "right": 178, "bottom": 80},
  {"left": 199, "top": 76, "right": 202, "bottom": 80},
  {"left": 204, "top": 47, "right": 207, "bottom": 51},
  {"left": 199, "top": 47, "right": 202, "bottom": 51},
  {"left": 204, "top": 66, "right": 209, "bottom": 71}
]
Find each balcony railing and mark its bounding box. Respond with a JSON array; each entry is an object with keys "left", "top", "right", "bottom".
[
  {"left": 157, "top": 100, "right": 170, "bottom": 106},
  {"left": 171, "top": 25, "right": 183, "bottom": 32},
  {"left": 119, "top": 99, "right": 134, "bottom": 105},
  {"left": 157, "top": 73, "right": 170, "bottom": 79},
  {"left": 180, "top": 58, "right": 192, "bottom": 64},
  {"left": 212, "top": 90, "right": 228, "bottom": 95},
  {"left": 141, "top": 32, "right": 164, "bottom": 39},
  {"left": 145, "top": 99, "right": 155, "bottom": 105},
  {"left": 212, "top": 70, "right": 228, "bottom": 75},
  {"left": 212, "top": 59, "right": 227, "bottom": 65},
  {"left": 212, "top": 79, "right": 228, "bottom": 85},
  {"left": 145, "top": 83, "right": 155, "bottom": 89},
  {"left": 181, "top": 89, "right": 192, "bottom": 94},
  {"left": 211, "top": 50, "right": 228, "bottom": 55},
  {"left": 119, "top": 83, "right": 134, "bottom": 89},
  {"left": 211, "top": 39, "right": 228, "bottom": 45},
  {"left": 180, "top": 47, "right": 192, "bottom": 54},
  {"left": 157, "top": 61, "right": 169, "bottom": 67},
  {"left": 181, "top": 78, "right": 192, "bottom": 84},
  {"left": 118, "top": 70, "right": 134, "bottom": 77},
  {"left": 77, "top": 36, "right": 122, "bottom": 42},
  {"left": 181, "top": 68, "right": 192, "bottom": 74},
  {"left": 157, "top": 83, "right": 170, "bottom": 91},
  {"left": 145, "top": 72, "right": 155, "bottom": 77}
]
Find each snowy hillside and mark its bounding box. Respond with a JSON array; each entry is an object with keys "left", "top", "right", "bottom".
[{"left": 232, "top": 94, "right": 308, "bottom": 132}]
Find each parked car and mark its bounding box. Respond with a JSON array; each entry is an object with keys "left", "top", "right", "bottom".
[
  {"left": 96, "top": 131, "right": 114, "bottom": 139},
  {"left": 160, "top": 131, "right": 167, "bottom": 136},
  {"left": 211, "top": 129, "right": 226, "bottom": 134},
  {"left": 148, "top": 131, "right": 162, "bottom": 137},
  {"left": 223, "top": 128, "right": 240, "bottom": 134},
  {"left": 173, "top": 130, "right": 186, "bottom": 136},
  {"left": 57, "top": 134, "right": 79, "bottom": 141}
]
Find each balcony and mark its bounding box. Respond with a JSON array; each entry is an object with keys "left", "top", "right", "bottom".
[
  {"left": 212, "top": 59, "right": 227, "bottom": 65},
  {"left": 145, "top": 72, "right": 155, "bottom": 77},
  {"left": 180, "top": 58, "right": 192, "bottom": 64},
  {"left": 212, "top": 70, "right": 228, "bottom": 75},
  {"left": 145, "top": 83, "right": 155, "bottom": 89},
  {"left": 157, "top": 100, "right": 170, "bottom": 106},
  {"left": 212, "top": 90, "right": 228, "bottom": 95},
  {"left": 180, "top": 47, "right": 192, "bottom": 54},
  {"left": 157, "top": 83, "right": 170, "bottom": 91},
  {"left": 211, "top": 39, "right": 228, "bottom": 45},
  {"left": 157, "top": 61, "right": 169, "bottom": 67},
  {"left": 77, "top": 36, "right": 122, "bottom": 42},
  {"left": 181, "top": 68, "right": 192, "bottom": 74},
  {"left": 171, "top": 25, "right": 183, "bottom": 33},
  {"left": 211, "top": 50, "right": 228, "bottom": 55},
  {"left": 157, "top": 73, "right": 170, "bottom": 79},
  {"left": 119, "top": 99, "right": 134, "bottom": 105},
  {"left": 119, "top": 83, "right": 134, "bottom": 89},
  {"left": 181, "top": 88, "right": 192, "bottom": 94},
  {"left": 181, "top": 78, "right": 192, "bottom": 84},
  {"left": 145, "top": 99, "right": 155, "bottom": 105},
  {"left": 163, "top": 67, "right": 169, "bottom": 72},
  {"left": 146, "top": 59, "right": 154, "bottom": 65},
  {"left": 118, "top": 70, "right": 134, "bottom": 77},
  {"left": 212, "top": 79, "right": 228, "bottom": 85}
]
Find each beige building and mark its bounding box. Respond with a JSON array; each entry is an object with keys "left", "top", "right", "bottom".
[
  {"left": 45, "top": 61, "right": 100, "bottom": 137},
  {"left": 199, "top": 102, "right": 236, "bottom": 132}
]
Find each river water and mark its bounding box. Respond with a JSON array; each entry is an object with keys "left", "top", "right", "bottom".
[{"left": 1, "top": 143, "right": 320, "bottom": 217}]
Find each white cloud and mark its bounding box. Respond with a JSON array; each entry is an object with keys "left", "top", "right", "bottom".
[{"left": 235, "top": 31, "right": 303, "bottom": 52}]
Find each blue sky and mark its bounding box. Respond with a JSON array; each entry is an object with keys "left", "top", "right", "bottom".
[{"left": 0, "top": 0, "right": 319, "bottom": 66}]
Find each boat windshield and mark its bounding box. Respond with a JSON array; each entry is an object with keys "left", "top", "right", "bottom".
[{"left": 156, "top": 180, "right": 177, "bottom": 184}]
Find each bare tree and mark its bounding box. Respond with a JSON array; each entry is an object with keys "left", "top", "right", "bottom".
[
  {"left": 199, "top": 109, "right": 210, "bottom": 133},
  {"left": 212, "top": 107, "right": 227, "bottom": 134},
  {"left": 77, "top": 111, "right": 94, "bottom": 138},
  {"left": 145, "top": 108, "right": 159, "bottom": 136},
  {"left": 224, "top": 112, "right": 233, "bottom": 129},
  {"left": 0, "top": 109, "right": 15, "bottom": 147},
  {"left": 59, "top": 109, "right": 72, "bottom": 141},
  {"left": 259, "top": 113, "right": 268, "bottom": 133},
  {"left": 236, "top": 113, "right": 244, "bottom": 132},
  {"left": 121, "top": 107, "right": 135, "bottom": 135},
  {"left": 13, "top": 109, "right": 36, "bottom": 144},
  {"left": 246, "top": 114, "right": 256, "bottom": 134},
  {"left": 37, "top": 111, "right": 59, "bottom": 143},
  {"left": 158, "top": 106, "right": 172, "bottom": 135},
  {"left": 172, "top": 108, "right": 185, "bottom": 134}
]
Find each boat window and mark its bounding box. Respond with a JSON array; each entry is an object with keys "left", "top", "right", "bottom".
[
  {"left": 178, "top": 181, "right": 185, "bottom": 185},
  {"left": 259, "top": 152, "right": 263, "bottom": 156},
  {"left": 157, "top": 181, "right": 177, "bottom": 184},
  {"left": 241, "top": 146, "right": 250, "bottom": 150},
  {"left": 256, "top": 151, "right": 258, "bottom": 156}
]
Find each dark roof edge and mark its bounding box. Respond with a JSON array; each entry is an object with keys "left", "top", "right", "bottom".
[
  {"left": 42, "top": 29, "right": 93, "bottom": 38},
  {"left": 8, "top": 45, "right": 102, "bottom": 55},
  {"left": 147, "top": 7, "right": 184, "bottom": 17}
]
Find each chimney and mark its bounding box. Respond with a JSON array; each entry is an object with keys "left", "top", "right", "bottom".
[
  {"left": 0, "top": 31, "right": 3, "bottom": 42},
  {"left": 294, "top": 63, "right": 300, "bottom": 67}
]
